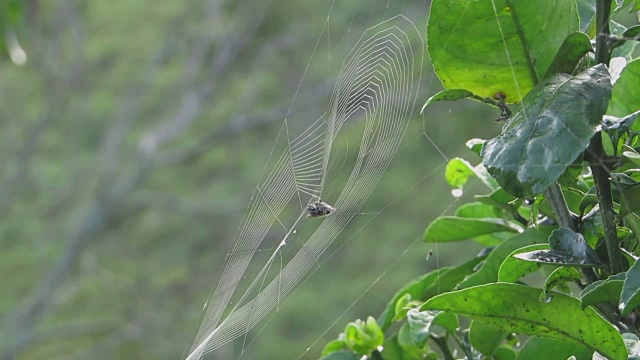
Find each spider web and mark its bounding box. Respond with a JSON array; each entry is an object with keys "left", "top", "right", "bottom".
[
  {"left": 185, "top": 0, "right": 598, "bottom": 358},
  {"left": 185, "top": 5, "right": 431, "bottom": 359}
]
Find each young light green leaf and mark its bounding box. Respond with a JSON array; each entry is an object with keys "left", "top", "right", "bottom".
[
  {"left": 319, "top": 351, "right": 360, "bottom": 360},
  {"left": 424, "top": 216, "right": 521, "bottom": 243},
  {"left": 621, "top": 259, "right": 640, "bottom": 316},
  {"left": 459, "top": 228, "right": 553, "bottom": 288},
  {"left": 322, "top": 339, "right": 348, "bottom": 356},
  {"left": 421, "top": 283, "right": 627, "bottom": 360},
  {"left": 609, "top": 58, "right": 640, "bottom": 117},
  {"left": 428, "top": 0, "right": 579, "bottom": 103},
  {"left": 517, "top": 337, "right": 594, "bottom": 360},
  {"left": 482, "top": 65, "right": 611, "bottom": 198}
]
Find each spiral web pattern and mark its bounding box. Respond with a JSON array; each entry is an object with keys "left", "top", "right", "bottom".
[{"left": 186, "top": 15, "right": 423, "bottom": 359}]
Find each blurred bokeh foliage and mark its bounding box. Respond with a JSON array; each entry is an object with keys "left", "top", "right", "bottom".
[{"left": 0, "top": 1, "right": 501, "bottom": 359}]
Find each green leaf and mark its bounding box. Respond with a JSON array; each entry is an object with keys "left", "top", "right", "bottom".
[
  {"left": 493, "top": 346, "right": 517, "bottom": 360},
  {"left": 624, "top": 151, "right": 640, "bottom": 167},
  {"left": 378, "top": 271, "right": 440, "bottom": 330},
  {"left": 498, "top": 244, "right": 549, "bottom": 282},
  {"left": 621, "top": 259, "right": 640, "bottom": 316},
  {"left": 320, "top": 351, "right": 360, "bottom": 360},
  {"left": 421, "top": 283, "right": 627, "bottom": 360},
  {"left": 445, "top": 158, "right": 476, "bottom": 189},
  {"left": 469, "top": 321, "right": 507, "bottom": 356},
  {"left": 611, "top": 21, "right": 639, "bottom": 60},
  {"left": 517, "top": 337, "right": 593, "bottom": 360},
  {"left": 344, "top": 317, "right": 384, "bottom": 356},
  {"left": 459, "top": 228, "right": 553, "bottom": 288},
  {"left": 579, "top": 272, "right": 626, "bottom": 309},
  {"left": 548, "top": 227, "right": 604, "bottom": 266},
  {"left": 609, "top": 58, "right": 640, "bottom": 117},
  {"left": 482, "top": 65, "right": 612, "bottom": 198},
  {"left": 543, "top": 32, "right": 593, "bottom": 80},
  {"left": 420, "top": 89, "right": 475, "bottom": 113},
  {"left": 424, "top": 216, "right": 521, "bottom": 243},
  {"left": 576, "top": 0, "right": 596, "bottom": 34},
  {"left": 466, "top": 138, "right": 486, "bottom": 156},
  {"left": 611, "top": 173, "right": 640, "bottom": 217},
  {"left": 406, "top": 309, "right": 433, "bottom": 347},
  {"left": 623, "top": 333, "right": 640, "bottom": 359},
  {"left": 323, "top": 339, "right": 348, "bottom": 356},
  {"left": 455, "top": 202, "right": 496, "bottom": 218},
  {"left": 431, "top": 311, "right": 458, "bottom": 334},
  {"left": 422, "top": 256, "right": 486, "bottom": 299},
  {"left": 427, "top": 0, "right": 579, "bottom": 103},
  {"left": 543, "top": 267, "right": 582, "bottom": 294},
  {"left": 398, "top": 323, "right": 425, "bottom": 358}
]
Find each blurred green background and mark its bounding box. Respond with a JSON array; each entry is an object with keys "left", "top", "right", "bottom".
[{"left": 0, "top": 0, "right": 503, "bottom": 359}]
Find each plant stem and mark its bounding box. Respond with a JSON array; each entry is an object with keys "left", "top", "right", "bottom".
[
  {"left": 589, "top": 0, "right": 624, "bottom": 275},
  {"left": 545, "top": 182, "right": 575, "bottom": 231},
  {"left": 431, "top": 335, "right": 455, "bottom": 360}
]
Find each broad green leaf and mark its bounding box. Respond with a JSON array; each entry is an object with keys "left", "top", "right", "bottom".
[
  {"left": 455, "top": 202, "right": 496, "bottom": 218},
  {"left": 428, "top": 0, "right": 579, "bottom": 103},
  {"left": 421, "top": 283, "right": 627, "bottom": 360},
  {"left": 624, "top": 151, "right": 640, "bottom": 167},
  {"left": 611, "top": 173, "right": 640, "bottom": 217},
  {"left": 621, "top": 259, "right": 640, "bottom": 316},
  {"left": 576, "top": 0, "right": 596, "bottom": 34},
  {"left": 469, "top": 321, "right": 507, "bottom": 356},
  {"left": 579, "top": 272, "right": 625, "bottom": 309},
  {"left": 602, "top": 110, "right": 640, "bottom": 154},
  {"left": 422, "top": 256, "right": 486, "bottom": 299},
  {"left": 498, "top": 244, "right": 549, "bottom": 282},
  {"left": 424, "top": 216, "right": 521, "bottom": 243},
  {"left": 517, "top": 337, "right": 593, "bottom": 360},
  {"left": 482, "top": 65, "right": 612, "bottom": 198},
  {"left": 611, "top": 21, "right": 639, "bottom": 60},
  {"left": 543, "top": 32, "right": 592, "bottom": 80},
  {"left": 420, "top": 89, "right": 475, "bottom": 113},
  {"left": 609, "top": 59, "right": 640, "bottom": 117},
  {"left": 398, "top": 323, "right": 425, "bottom": 358},
  {"left": 459, "top": 228, "right": 552, "bottom": 288}
]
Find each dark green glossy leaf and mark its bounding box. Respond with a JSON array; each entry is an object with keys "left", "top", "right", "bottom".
[
  {"left": 380, "top": 336, "right": 404, "bottom": 360},
  {"left": 469, "top": 321, "right": 507, "bottom": 356},
  {"left": 398, "top": 323, "right": 425, "bottom": 358},
  {"left": 420, "top": 89, "right": 474, "bottom": 113},
  {"left": 424, "top": 216, "right": 521, "bottom": 243},
  {"left": 548, "top": 227, "right": 604, "bottom": 266},
  {"left": 482, "top": 65, "right": 611, "bottom": 198},
  {"left": 499, "top": 244, "right": 549, "bottom": 282},
  {"left": 611, "top": 21, "right": 639, "bottom": 59},
  {"left": 421, "top": 283, "right": 627, "bottom": 360},
  {"left": 406, "top": 309, "right": 433, "bottom": 347},
  {"left": 579, "top": 272, "right": 626, "bottom": 309},
  {"left": 543, "top": 32, "right": 592, "bottom": 80},
  {"left": 603, "top": 110, "right": 640, "bottom": 154},
  {"left": 611, "top": 173, "right": 640, "bottom": 217},
  {"left": 431, "top": 311, "right": 458, "bottom": 334},
  {"left": 459, "top": 228, "right": 552, "bottom": 288},
  {"left": 609, "top": 58, "right": 640, "bottom": 117},
  {"left": 428, "top": 0, "right": 578, "bottom": 103},
  {"left": 576, "top": 0, "right": 596, "bottom": 34},
  {"left": 621, "top": 259, "right": 640, "bottom": 316},
  {"left": 623, "top": 25, "right": 640, "bottom": 39},
  {"left": 623, "top": 333, "right": 640, "bottom": 359},
  {"left": 624, "top": 151, "right": 640, "bottom": 167},
  {"left": 517, "top": 337, "right": 593, "bottom": 360}
]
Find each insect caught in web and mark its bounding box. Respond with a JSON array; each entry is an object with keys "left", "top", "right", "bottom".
[{"left": 305, "top": 197, "right": 336, "bottom": 218}]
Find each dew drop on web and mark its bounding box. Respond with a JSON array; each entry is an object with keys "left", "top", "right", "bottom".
[{"left": 451, "top": 188, "right": 463, "bottom": 198}]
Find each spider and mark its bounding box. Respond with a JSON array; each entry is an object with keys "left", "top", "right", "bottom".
[{"left": 305, "top": 198, "right": 335, "bottom": 218}]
